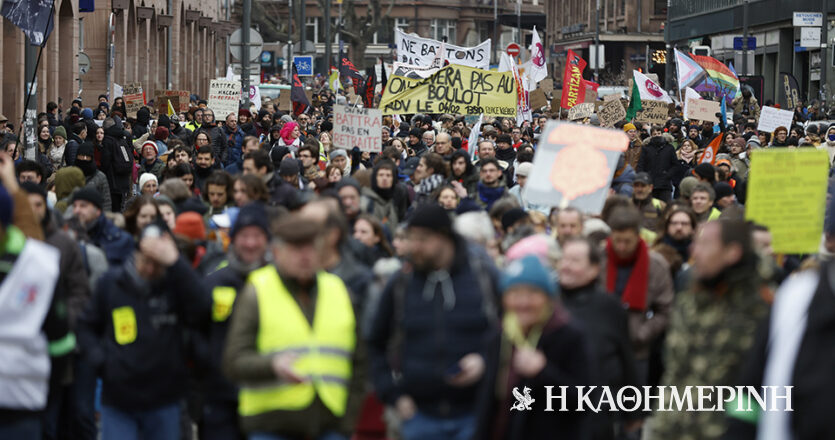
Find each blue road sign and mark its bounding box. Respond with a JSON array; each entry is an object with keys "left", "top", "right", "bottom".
[
  {"left": 294, "top": 56, "right": 314, "bottom": 76},
  {"left": 733, "top": 37, "right": 756, "bottom": 50}
]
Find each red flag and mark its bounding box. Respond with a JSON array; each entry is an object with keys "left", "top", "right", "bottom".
[
  {"left": 582, "top": 79, "right": 599, "bottom": 93},
  {"left": 340, "top": 57, "right": 363, "bottom": 94},
  {"left": 560, "top": 49, "right": 587, "bottom": 110},
  {"left": 697, "top": 133, "right": 722, "bottom": 165}
]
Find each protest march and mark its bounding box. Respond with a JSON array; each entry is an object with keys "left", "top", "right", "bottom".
[{"left": 1, "top": 3, "right": 835, "bottom": 440}]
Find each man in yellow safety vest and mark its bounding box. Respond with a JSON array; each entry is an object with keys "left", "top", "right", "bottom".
[{"left": 222, "top": 213, "right": 364, "bottom": 440}]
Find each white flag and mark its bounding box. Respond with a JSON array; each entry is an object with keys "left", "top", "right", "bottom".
[
  {"left": 682, "top": 87, "right": 701, "bottom": 119},
  {"left": 527, "top": 26, "right": 548, "bottom": 86},
  {"left": 225, "top": 65, "right": 234, "bottom": 80},
  {"left": 632, "top": 70, "right": 673, "bottom": 104}
]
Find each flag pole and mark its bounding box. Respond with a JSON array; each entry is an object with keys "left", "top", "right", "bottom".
[{"left": 18, "top": 0, "right": 56, "bottom": 158}]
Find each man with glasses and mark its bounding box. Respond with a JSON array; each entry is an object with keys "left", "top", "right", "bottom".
[{"left": 432, "top": 133, "right": 453, "bottom": 158}]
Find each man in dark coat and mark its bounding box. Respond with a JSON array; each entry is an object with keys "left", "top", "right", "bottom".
[
  {"left": 101, "top": 116, "right": 135, "bottom": 211},
  {"left": 637, "top": 134, "right": 678, "bottom": 203}
]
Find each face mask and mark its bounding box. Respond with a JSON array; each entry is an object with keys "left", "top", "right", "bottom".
[
  {"left": 828, "top": 134, "right": 835, "bottom": 142},
  {"left": 76, "top": 159, "right": 96, "bottom": 177}
]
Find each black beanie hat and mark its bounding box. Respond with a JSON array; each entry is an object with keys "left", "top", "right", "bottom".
[
  {"left": 408, "top": 203, "right": 453, "bottom": 237},
  {"left": 71, "top": 187, "right": 104, "bottom": 210},
  {"left": 409, "top": 127, "right": 423, "bottom": 138},
  {"left": 76, "top": 141, "right": 95, "bottom": 158},
  {"left": 232, "top": 202, "right": 271, "bottom": 239},
  {"left": 501, "top": 207, "right": 528, "bottom": 232},
  {"left": 714, "top": 182, "right": 734, "bottom": 200},
  {"left": 694, "top": 163, "right": 716, "bottom": 182}
]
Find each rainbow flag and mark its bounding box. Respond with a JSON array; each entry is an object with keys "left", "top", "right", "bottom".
[{"left": 691, "top": 54, "right": 739, "bottom": 98}]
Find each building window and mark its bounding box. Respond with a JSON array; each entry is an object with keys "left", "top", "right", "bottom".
[
  {"left": 395, "top": 18, "right": 409, "bottom": 31},
  {"left": 305, "top": 17, "right": 318, "bottom": 44},
  {"left": 653, "top": 0, "right": 666, "bottom": 15},
  {"left": 431, "top": 19, "right": 456, "bottom": 43}
]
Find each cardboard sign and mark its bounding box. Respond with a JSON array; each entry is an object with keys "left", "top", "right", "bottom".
[
  {"left": 757, "top": 105, "right": 795, "bottom": 133},
  {"left": 395, "top": 28, "right": 491, "bottom": 69},
  {"left": 540, "top": 78, "right": 554, "bottom": 94},
  {"left": 568, "top": 103, "right": 595, "bottom": 121},
  {"left": 276, "top": 91, "right": 292, "bottom": 110},
  {"left": 685, "top": 98, "right": 720, "bottom": 123},
  {"left": 154, "top": 90, "right": 189, "bottom": 115},
  {"left": 524, "top": 122, "right": 629, "bottom": 213},
  {"left": 598, "top": 99, "right": 626, "bottom": 127},
  {"left": 333, "top": 105, "right": 383, "bottom": 153},
  {"left": 530, "top": 89, "right": 548, "bottom": 111},
  {"left": 123, "top": 83, "right": 144, "bottom": 119},
  {"left": 635, "top": 100, "right": 670, "bottom": 125},
  {"left": 745, "top": 149, "right": 829, "bottom": 253},
  {"left": 380, "top": 64, "right": 516, "bottom": 117},
  {"left": 602, "top": 93, "right": 620, "bottom": 102},
  {"left": 208, "top": 80, "right": 242, "bottom": 120}
]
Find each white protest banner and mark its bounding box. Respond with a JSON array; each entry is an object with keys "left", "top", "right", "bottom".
[
  {"left": 685, "top": 98, "right": 720, "bottom": 123},
  {"left": 568, "top": 102, "right": 595, "bottom": 120},
  {"left": 524, "top": 122, "right": 629, "bottom": 213},
  {"left": 757, "top": 105, "right": 795, "bottom": 133},
  {"left": 391, "top": 62, "right": 441, "bottom": 80},
  {"left": 395, "top": 28, "right": 491, "bottom": 69},
  {"left": 208, "top": 79, "right": 242, "bottom": 120},
  {"left": 333, "top": 104, "right": 383, "bottom": 153}
]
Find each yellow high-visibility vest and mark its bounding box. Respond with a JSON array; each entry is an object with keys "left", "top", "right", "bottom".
[{"left": 238, "top": 265, "right": 355, "bottom": 418}]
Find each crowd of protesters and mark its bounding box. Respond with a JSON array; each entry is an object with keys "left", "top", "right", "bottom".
[{"left": 0, "top": 83, "right": 833, "bottom": 440}]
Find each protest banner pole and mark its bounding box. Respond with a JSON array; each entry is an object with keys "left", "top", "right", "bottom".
[{"left": 19, "top": 0, "right": 56, "bottom": 161}]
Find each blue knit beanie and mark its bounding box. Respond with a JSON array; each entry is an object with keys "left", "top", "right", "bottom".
[{"left": 500, "top": 255, "right": 557, "bottom": 297}]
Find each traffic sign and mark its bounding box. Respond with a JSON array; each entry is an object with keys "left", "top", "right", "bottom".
[
  {"left": 506, "top": 43, "right": 521, "bottom": 57},
  {"left": 78, "top": 52, "right": 91, "bottom": 75},
  {"left": 294, "top": 56, "right": 313, "bottom": 76},
  {"left": 229, "top": 27, "right": 263, "bottom": 62},
  {"left": 733, "top": 36, "right": 757, "bottom": 50}
]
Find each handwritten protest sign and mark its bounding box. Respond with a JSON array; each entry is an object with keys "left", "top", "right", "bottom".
[
  {"left": 524, "top": 122, "right": 629, "bottom": 213},
  {"left": 602, "top": 93, "right": 620, "bottom": 102},
  {"left": 380, "top": 64, "right": 516, "bottom": 117},
  {"left": 568, "top": 103, "right": 594, "bottom": 121},
  {"left": 154, "top": 90, "right": 190, "bottom": 115},
  {"left": 598, "top": 99, "right": 626, "bottom": 127},
  {"left": 685, "top": 98, "right": 720, "bottom": 123},
  {"left": 539, "top": 78, "right": 554, "bottom": 94},
  {"left": 208, "top": 80, "right": 242, "bottom": 120},
  {"left": 395, "top": 28, "right": 491, "bottom": 69},
  {"left": 333, "top": 105, "right": 382, "bottom": 153},
  {"left": 276, "top": 91, "right": 292, "bottom": 110},
  {"left": 123, "top": 83, "right": 144, "bottom": 119},
  {"left": 635, "top": 100, "right": 669, "bottom": 125},
  {"left": 757, "top": 105, "right": 795, "bottom": 133},
  {"left": 745, "top": 149, "right": 829, "bottom": 253}
]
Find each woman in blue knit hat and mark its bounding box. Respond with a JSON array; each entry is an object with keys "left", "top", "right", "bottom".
[{"left": 473, "top": 255, "right": 594, "bottom": 440}]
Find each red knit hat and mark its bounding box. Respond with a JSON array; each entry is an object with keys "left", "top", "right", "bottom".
[
  {"left": 154, "top": 126, "right": 169, "bottom": 141},
  {"left": 141, "top": 140, "right": 158, "bottom": 156},
  {"left": 173, "top": 212, "right": 206, "bottom": 241}
]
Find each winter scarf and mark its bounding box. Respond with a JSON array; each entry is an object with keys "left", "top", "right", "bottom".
[
  {"left": 495, "top": 146, "right": 516, "bottom": 163},
  {"left": 678, "top": 148, "right": 696, "bottom": 163},
  {"left": 416, "top": 174, "right": 445, "bottom": 195},
  {"left": 477, "top": 182, "right": 506, "bottom": 210},
  {"left": 605, "top": 238, "right": 649, "bottom": 311}
]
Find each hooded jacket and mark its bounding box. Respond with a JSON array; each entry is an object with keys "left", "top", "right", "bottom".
[
  {"left": 102, "top": 119, "right": 136, "bottom": 194},
  {"left": 449, "top": 150, "right": 479, "bottom": 197},
  {"left": 362, "top": 161, "right": 409, "bottom": 225},
  {"left": 132, "top": 107, "right": 151, "bottom": 139}
]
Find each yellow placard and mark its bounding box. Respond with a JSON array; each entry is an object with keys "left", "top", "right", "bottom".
[
  {"left": 744, "top": 149, "right": 829, "bottom": 254},
  {"left": 112, "top": 306, "right": 137, "bottom": 345},
  {"left": 212, "top": 286, "right": 237, "bottom": 322},
  {"left": 379, "top": 64, "right": 517, "bottom": 117}
]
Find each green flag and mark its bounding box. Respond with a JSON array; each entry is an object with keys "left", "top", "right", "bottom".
[{"left": 626, "top": 74, "right": 642, "bottom": 122}]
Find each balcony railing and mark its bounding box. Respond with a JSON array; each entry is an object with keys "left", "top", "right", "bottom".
[{"left": 668, "top": 0, "right": 741, "bottom": 19}]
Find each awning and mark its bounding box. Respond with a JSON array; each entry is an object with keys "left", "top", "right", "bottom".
[{"left": 497, "top": 13, "right": 547, "bottom": 30}]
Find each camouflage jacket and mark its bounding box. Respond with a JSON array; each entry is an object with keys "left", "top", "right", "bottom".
[{"left": 646, "top": 267, "right": 769, "bottom": 440}]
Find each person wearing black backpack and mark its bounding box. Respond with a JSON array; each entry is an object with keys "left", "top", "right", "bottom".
[{"left": 101, "top": 116, "right": 135, "bottom": 212}]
